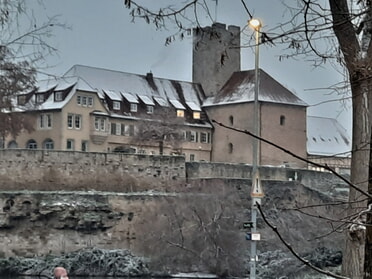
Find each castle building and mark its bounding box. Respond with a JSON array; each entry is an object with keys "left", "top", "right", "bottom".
[{"left": 2, "top": 22, "right": 351, "bottom": 169}]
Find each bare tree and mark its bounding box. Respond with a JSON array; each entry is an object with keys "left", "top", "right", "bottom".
[
  {"left": 0, "top": 1, "right": 60, "bottom": 142},
  {"left": 132, "top": 107, "right": 185, "bottom": 155}
]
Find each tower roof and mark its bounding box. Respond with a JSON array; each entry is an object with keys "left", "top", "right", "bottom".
[{"left": 202, "top": 69, "right": 308, "bottom": 107}]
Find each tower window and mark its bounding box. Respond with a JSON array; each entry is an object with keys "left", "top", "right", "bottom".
[
  {"left": 280, "top": 115, "right": 286, "bottom": 126},
  {"left": 228, "top": 143, "right": 233, "bottom": 154},
  {"left": 229, "top": 115, "right": 234, "bottom": 126}
]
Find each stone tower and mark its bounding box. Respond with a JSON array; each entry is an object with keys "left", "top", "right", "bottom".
[{"left": 192, "top": 22, "right": 241, "bottom": 97}]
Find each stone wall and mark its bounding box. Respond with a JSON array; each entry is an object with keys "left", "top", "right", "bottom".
[
  {"left": 0, "top": 149, "right": 186, "bottom": 192},
  {"left": 0, "top": 150, "right": 348, "bottom": 195}
]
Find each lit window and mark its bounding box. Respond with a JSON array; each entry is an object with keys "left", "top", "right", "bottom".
[
  {"left": 177, "top": 110, "right": 184, "bottom": 117},
  {"left": 55, "top": 92, "right": 63, "bottom": 101},
  {"left": 113, "top": 101, "right": 121, "bottom": 110},
  {"left": 193, "top": 111, "right": 200, "bottom": 119},
  {"left": 147, "top": 105, "right": 154, "bottom": 114},
  {"left": 130, "top": 103, "right": 137, "bottom": 112}
]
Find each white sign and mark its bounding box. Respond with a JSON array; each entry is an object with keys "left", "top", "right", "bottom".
[{"left": 251, "top": 233, "right": 261, "bottom": 241}]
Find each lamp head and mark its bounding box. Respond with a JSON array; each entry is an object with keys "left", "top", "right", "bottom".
[{"left": 249, "top": 18, "right": 262, "bottom": 30}]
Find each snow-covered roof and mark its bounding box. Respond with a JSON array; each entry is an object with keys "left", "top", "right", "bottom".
[
  {"left": 203, "top": 69, "right": 308, "bottom": 107},
  {"left": 19, "top": 76, "right": 97, "bottom": 111},
  {"left": 103, "top": 89, "right": 122, "bottom": 101},
  {"left": 138, "top": 95, "right": 155, "bottom": 105},
  {"left": 307, "top": 116, "right": 351, "bottom": 157},
  {"left": 121, "top": 92, "right": 138, "bottom": 103},
  {"left": 169, "top": 99, "right": 186, "bottom": 110},
  {"left": 64, "top": 65, "right": 205, "bottom": 111}
]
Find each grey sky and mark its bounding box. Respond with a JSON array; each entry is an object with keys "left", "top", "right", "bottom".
[{"left": 31, "top": 0, "right": 351, "bottom": 134}]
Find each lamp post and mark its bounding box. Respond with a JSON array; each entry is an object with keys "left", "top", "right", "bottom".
[{"left": 248, "top": 18, "right": 264, "bottom": 279}]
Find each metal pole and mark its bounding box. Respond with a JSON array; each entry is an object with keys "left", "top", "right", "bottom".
[{"left": 250, "top": 22, "right": 261, "bottom": 279}]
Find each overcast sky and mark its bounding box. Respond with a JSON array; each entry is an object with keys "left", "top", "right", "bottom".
[{"left": 30, "top": 0, "right": 352, "bottom": 134}]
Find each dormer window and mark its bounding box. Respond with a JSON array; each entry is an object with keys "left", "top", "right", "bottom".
[
  {"left": 177, "top": 110, "right": 184, "bottom": 117},
  {"left": 36, "top": 94, "right": 45, "bottom": 103},
  {"left": 146, "top": 105, "right": 154, "bottom": 114},
  {"left": 55, "top": 91, "right": 63, "bottom": 101},
  {"left": 193, "top": 111, "right": 200, "bottom": 119},
  {"left": 113, "top": 101, "right": 121, "bottom": 110},
  {"left": 130, "top": 103, "right": 137, "bottom": 112}
]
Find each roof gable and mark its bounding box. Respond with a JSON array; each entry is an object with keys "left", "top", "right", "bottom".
[{"left": 203, "top": 69, "right": 308, "bottom": 107}]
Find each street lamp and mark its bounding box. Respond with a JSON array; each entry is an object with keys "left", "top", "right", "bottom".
[{"left": 248, "top": 17, "right": 264, "bottom": 279}]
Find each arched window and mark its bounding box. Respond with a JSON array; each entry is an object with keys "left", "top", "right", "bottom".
[
  {"left": 26, "top": 139, "right": 37, "bottom": 149},
  {"left": 280, "top": 115, "right": 286, "bottom": 126},
  {"left": 7, "top": 140, "right": 18, "bottom": 149},
  {"left": 229, "top": 115, "right": 234, "bottom": 126},
  {"left": 43, "top": 138, "right": 54, "bottom": 150},
  {"left": 228, "top": 143, "right": 233, "bottom": 154}
]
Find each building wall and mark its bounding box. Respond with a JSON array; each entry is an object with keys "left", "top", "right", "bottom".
[
  {"left": 260, "top": 103, "right": 307, "bottom": 168},
  {"left": 192, "top": 23, "right": 241, "bottom": 97},
  {"left": 205, "top": 102, "right": 307, "bottom": 167}
]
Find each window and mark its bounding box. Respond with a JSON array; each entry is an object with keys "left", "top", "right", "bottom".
[
  {"left": 36, "top": 94, "right": 45, "bottom": 103},
  {"left": 55, "top": 92, "right": 63, "bottom": 101},
  {"left": 121, "top": 124, "right": 125, "bottom": 135},
  {"left": 111, "top": 123, "right": 121, "bottom": 135},
  {"left": 75, "top": 115, "right": 82, "bottom": 129},
  {"left": 113, "top": 101, "right": 121, "bottom": 110},
  {"left": 228, "top": 143, "right": 233, "bottom": 154},
  {"left": 177, "top": 110, "right": 184, "bottom": 117},
  {"left": 200, "top": 132, "right": 209, "bottom": 143},
  {"left": 67, "top": 114, "right": 82, "bottom": 129},
  {"left": 130, "top": 103, "right": 137, "bottom": 112},
  {"left": 229, "top": 115, "right": 234, "bottom": 126},
  {"left": 66, "top": 139, "right": 75, "bottom": 150},
  {"left": 43, "top": 139, "right": 54, "bottom": 150},
  {"left": 77, "top": 95, "right": 93, "bottom": 107},
  {"left": 190, "top": 154, "right": 195, "bottom": 161},
  {"left": 26, "top": 139, "right": 37, "bottom": 149},
  {"left": 190, "top": 131, "right": 197, "bottom": 142},
  {"left": 88, "top": 97, "right": 93, "bottom": 107},
  {"left": 193, "top": 111, "right": 200, "bottom": 119},
  {"left": 147, "top": 105, "right": 154, "bottom": 114},
  {"left": 128, "top": 124, "right": 135, "bottom": 136},
  {"left": 67, "top": 114, "right": 73, "bottom": 129},
  {"left": 94, "top": 117, "right": 106, "bottom": 131},
  {"left": 280, "top": 115, "right": 286, "bottom": 126},
  {"left": 7, "top": 140, "right": 18, "bottom": 149},
  {"left": 81, "top": 141, "right": 88, "bottom": 152}
]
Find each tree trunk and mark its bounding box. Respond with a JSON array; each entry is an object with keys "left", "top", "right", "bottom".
[
  {"left": 342, "top": 68, "right": 372, "bottom": 278},
  {"left": 365, "top": 131, "right": 372, "bottom": 279}
]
